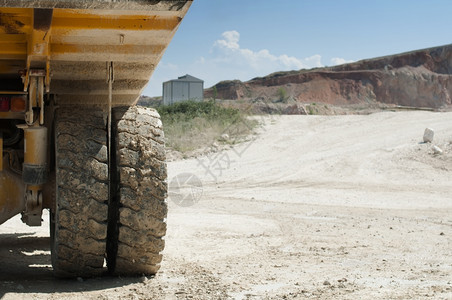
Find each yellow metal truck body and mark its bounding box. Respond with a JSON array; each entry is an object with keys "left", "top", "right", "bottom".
[
  {"left": 0, "top": 0, "right": 192, "bottom": 277},
  {"left": 0, "top": 1, "right": 191, "bottom": 105}
]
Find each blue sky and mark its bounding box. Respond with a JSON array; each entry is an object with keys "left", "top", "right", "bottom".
[{"left": 142, "top": 0, "right": 452, "bottom": 96}]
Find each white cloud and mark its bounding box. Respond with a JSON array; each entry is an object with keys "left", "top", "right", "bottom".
[
  {"left": 214, "top": 31, "right": 240, "bottom": 50},
  {"left": 330, "top": 57, "right": 355, "bottom": 66},
  {"left": 212, "top": 30, "right": 322, "bottom": 71}
]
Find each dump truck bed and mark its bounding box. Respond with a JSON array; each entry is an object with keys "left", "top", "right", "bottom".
[{"left": 0, "top": 0, "right": 192, "bottom": 106}]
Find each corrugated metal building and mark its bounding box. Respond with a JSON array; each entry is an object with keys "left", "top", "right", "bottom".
[{"left": 162, "top": 74, "right": 204, "bottom": 105}]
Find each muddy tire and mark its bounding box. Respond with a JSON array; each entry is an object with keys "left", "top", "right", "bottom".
[
  {"left": 107, "top": 106, "right": 167, "bottom": 275},
  {"left": 51, "top": 107, "right": 108, "bottom": 277}
]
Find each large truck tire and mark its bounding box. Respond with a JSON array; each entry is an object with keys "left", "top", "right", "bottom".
[
  {"left": 107, "top": 106, "right": 168, "bottom": 275},
  {"left": 51, "top": 108, "right": 109, "bottom": 277}
]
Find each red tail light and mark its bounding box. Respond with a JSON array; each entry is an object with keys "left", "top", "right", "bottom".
[
  {"left": 11, "top": 96, "right": 26, "bottom": 112},
  {"left": 0, "top": 96, "right": 10, "bottom": 112}
]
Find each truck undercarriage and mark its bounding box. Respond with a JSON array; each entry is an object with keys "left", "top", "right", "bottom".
[{"left": 0, "top": 0, "right": 192, "bottom": 277}]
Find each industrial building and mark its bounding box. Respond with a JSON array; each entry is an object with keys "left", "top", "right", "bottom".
[{"left": 162, "top": 74, "right": 204, "bottom": 105}]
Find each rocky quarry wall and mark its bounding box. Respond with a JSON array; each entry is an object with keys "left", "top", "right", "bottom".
[{"left": 205, "top": 44, "right": 452, "bottom": 108}]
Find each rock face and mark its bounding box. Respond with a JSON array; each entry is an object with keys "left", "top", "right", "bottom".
[
  {"left": 205, "top": 44, "right": 452, "bottom": 108},
  {"left": 283, "top": 104, "right": 307, "bottom": 115}
]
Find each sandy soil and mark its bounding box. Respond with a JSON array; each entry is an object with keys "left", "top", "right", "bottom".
[{"left": 1, "top": 111, "right": 451, "bottom": 299}]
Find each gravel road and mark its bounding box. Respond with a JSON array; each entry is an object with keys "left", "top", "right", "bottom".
[{"left": 1, "top": 111, "right": 451, "bottom": 299}]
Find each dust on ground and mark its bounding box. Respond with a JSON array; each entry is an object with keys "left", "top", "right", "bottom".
[{"left": 1, "top": 111, "right": 451, "bottom": 299}]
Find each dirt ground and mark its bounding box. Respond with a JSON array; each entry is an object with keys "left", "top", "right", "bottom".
[{"left": 1, "top": 111, "right": 451, "bottom": 299}]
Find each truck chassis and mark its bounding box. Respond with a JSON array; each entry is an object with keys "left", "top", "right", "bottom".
[{"left": 0, "top": 0, "right": 192, "bottom": 276}]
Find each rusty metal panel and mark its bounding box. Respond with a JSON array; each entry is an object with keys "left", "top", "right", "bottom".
[{"left": 0, "top": 1, "right": 191, "bottom": 11}]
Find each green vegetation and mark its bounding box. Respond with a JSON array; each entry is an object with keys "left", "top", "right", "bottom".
[
  {"left": 307, "top": 103, "right": 319, "bottom": 115},
  {"left": 277, "top": 87, "right": 288, "bottom": 103},
  {"left": 157, "top": 100, "right": 256, "bottom": 152}
]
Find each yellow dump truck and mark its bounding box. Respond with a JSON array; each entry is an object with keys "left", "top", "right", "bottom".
[{"left": 0, "top": 0, "right": 192, "bottom": 277}]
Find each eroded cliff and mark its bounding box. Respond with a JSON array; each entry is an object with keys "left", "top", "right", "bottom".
[{"left": 205, "top": 44, "right": 452, "bottom": 108}]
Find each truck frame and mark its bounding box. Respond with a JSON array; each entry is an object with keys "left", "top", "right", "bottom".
[{"left": 0, "top": 0, "right": 192, "bottom": 277}]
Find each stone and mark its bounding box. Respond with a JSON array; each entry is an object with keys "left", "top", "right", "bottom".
[
  {"left": 423, "top": 128, "right": 434, "bottom": 143},
  {"left": 220, "top": 133, "right": 229, "bottom": 141},
  {"left": 432, "top": 145, "right": 443, "bottom": 155}
]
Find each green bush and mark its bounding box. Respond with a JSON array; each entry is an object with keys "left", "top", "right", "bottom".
[
  {"left": 158, "top": 100, "right": 239, "bottom": 123},
  {"left": 156, "top": 100, "right": 256, "bottom": 152},
  {"left": 277, "top": 87, "right": 288, "bottom": 102}
]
